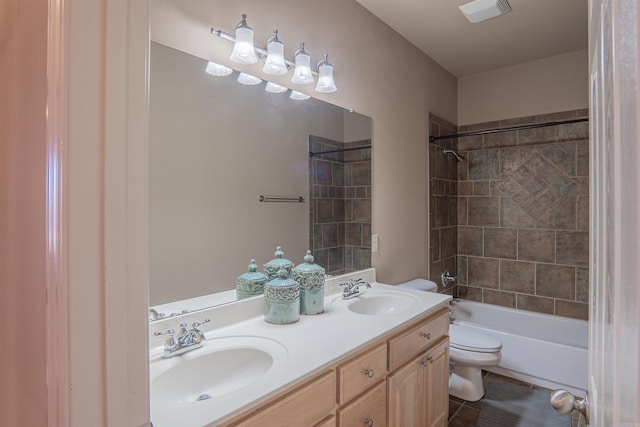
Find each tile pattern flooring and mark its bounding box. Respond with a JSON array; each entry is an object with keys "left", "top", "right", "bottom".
[{"left": 448, "top": 371, "right": 581, "bottom": 427}]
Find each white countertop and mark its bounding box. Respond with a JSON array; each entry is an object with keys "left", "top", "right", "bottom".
[{"left": 149, "top": 270, "right": 451, "bottom": 427}]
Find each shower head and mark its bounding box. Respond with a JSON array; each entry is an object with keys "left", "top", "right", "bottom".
[{"left": 443, "top": 149, "right": 465, "bottom": 162}]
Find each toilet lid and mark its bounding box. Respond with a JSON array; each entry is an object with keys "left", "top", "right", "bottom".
[
  {"left": 396, "top": 278, "right": 438, "bottom": 292},
  {"left": 449, "top": 324, "right": 502, "bottom": 353}
]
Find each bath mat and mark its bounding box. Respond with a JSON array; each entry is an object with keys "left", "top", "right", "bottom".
[{"left": 476, "top": 381, "right": 571, "bottom": 427}]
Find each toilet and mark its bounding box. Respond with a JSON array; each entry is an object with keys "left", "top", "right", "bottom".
[{"left": 397, "top": 278, "right": 503, "bottom": 402}]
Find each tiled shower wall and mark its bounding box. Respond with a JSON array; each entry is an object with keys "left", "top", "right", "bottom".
[
  {"left": 429, "top": 110, "right": 590, "bottom": 320},
  {"left": 429, "top": 116, "right": 459, "bottom": 288},
  {"left": 310, "top": 135, "right": 372, "bottom": 276}
]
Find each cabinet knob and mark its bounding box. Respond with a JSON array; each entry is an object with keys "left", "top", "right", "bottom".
[
  {"left": 420, "top": 332, "right": 431, "bottom": 339},
  {"left": 364, "top": 369, "right": 374, "bottom": 378},
  {"left": 420, "top": 356, "right": 434, "bottom": 367},
  {"left": 364, "top": 418, "right": 374, "bottom": 426}
]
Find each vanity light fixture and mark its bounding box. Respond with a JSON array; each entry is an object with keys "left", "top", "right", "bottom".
[
  {"left": 211, "top": 14, "right": 337, "bottom": 93},
  {"left": 291, "top": 43, "right": 314, "bottom": 85},
  {"left": 237, "top": 72, "right": 262, "bottom": 85},
  {"left": 265, "top": 82, "right": 288, "bottom": 93},
  {"left": 315, "top": 55, "right": 337, "bottom": 93},
  {"left": 290, "top": 90, "right": 310, "bottom": 100},
  {"left": 229, "top": 14, "right": 258, "bottom": 64},
  {"left": 205, "top": 61, "right": 233, "bottom": 76},
  {"left": 262, "top": 30, "right": 288, "bottom": 75}
]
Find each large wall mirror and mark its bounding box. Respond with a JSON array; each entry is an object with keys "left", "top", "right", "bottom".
[{"left": 148, "top": 23, "right": 372, "bottom": 316}]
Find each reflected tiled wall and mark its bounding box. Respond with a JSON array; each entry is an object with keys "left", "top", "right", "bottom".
[
  {"left": 310, "top": 135, "right": 372, "bottom": 275},
  {"left": 429, "top": 110, "right": 590, "bottom": 320}
]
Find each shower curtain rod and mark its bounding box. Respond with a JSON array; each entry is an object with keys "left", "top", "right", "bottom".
[
  {"left": 309, "top": 145, "right": 371, "bottom": 158},
  {"left": 428, "top": 117, "right": 589, "bottom": 143}
]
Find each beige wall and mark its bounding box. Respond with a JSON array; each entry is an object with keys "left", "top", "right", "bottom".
[
  {"left": 151, "top": 0, "right": 458, "bottom": 284},
  {"left": 6, "top": 0, "right": 456, "bottom": 424},
  {"left": 344, "top": 110, "right": 373, "bottom": 142},
  {"left": 458, "top": 49, "right": 589, "bottom": 125},
  {"left": 150, "top": 42, "right": 350, "bottom": 304},
  {"left": 0, "top": 0, "right": 49, "bottom": 425}
]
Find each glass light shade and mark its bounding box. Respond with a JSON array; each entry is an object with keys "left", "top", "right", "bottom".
[
  {"left": 229, "top": 15, "right": 258, "bottom": 64},
  {"left": 237, "top": 72, "right": 262, "bottom": 85},
  {"left": 291, "top": 43, "right": 314, "bottom": 85},
  {"left": 315, "top": 55, "right": 337, "bottom": 93},
  {"left": 262, "top": 31, "right": 288, "bottom": 75},
  {"left": 290, "top": 90, "right": 310, "bottom": 100},
  {"left": 205, "top": 61, "right": 233, "bottom": 76},
  {"left": 265, "top": 82, "right": 288, "bottom": 93}
]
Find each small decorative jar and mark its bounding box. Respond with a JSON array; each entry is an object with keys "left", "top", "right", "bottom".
[
  {"left": 235, "top": 259, "right": 268, "bottom": 300},
  {"left": 263, "top": 246, "right": 294, "bottom": 280},
  {"left": 292, "top": 250, "right": 326, "bottom": 315},
  {"left": 264, "top": 267, "right": 300, "bottom": 324}
]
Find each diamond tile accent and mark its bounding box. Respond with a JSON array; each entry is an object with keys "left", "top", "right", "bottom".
[{"left": 498, "top": 152, "right": 576, "bottom": 221}]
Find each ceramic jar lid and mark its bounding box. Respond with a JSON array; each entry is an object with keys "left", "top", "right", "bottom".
[
  {"left": 265, "top": 267, "right": 299, "bottom": 289},
  {"left": 236, "top": 259, "right": 268, "bottom": 299},
  {"left": 293, "top": 250, "right": 325, "bottom": 290},
  {"left": 263, "top": 246, "right": 294, "bottom": 280}
]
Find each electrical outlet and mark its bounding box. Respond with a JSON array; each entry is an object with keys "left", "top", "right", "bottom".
[{"left": 371, "top": 234, "right": 379, "bottom": 252}]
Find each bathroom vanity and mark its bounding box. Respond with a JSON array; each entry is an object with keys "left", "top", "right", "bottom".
[{"left": 148, "top": 270, "right": 451, "bottom": 427}]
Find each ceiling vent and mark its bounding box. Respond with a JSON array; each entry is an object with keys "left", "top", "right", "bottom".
[{"left": 459, "top": 0, "right": 511, "bottom": 23}]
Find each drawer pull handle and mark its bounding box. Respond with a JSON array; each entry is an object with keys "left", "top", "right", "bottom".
[
  {"left": 420, "top": 332, "right": 431, "bottom": 339},
  {"left": 364, "top": 369, "right": 374, "bottom": 378},
  {"left": 364, "top": 418, "right": 374, "bottom": 426}
]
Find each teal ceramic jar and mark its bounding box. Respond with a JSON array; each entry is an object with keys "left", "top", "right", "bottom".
[
  {"left": 264, "top": 267, "right": 300, "bottom": 324},
  {"left": 235, "top": 259, "right": 268, "bottom": 300},
  {"left": 292, "top": 250, "right": 326, "bottom": 315},
  {"left": 263, "top": 246, "right": 294, "bottom": 280}
]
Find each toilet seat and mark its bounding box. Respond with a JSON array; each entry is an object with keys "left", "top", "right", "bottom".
[{"left": 450, "top": 324, "right": 502, "bottom": 353}]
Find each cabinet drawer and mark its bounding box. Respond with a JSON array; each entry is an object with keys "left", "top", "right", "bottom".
[
  {"left": 315, "top": 415, "right": 336, "bottom": 427},
  {"left": 337, "top": 380, "right": 386, "bottom": 427},
  {"left": 232, "top": 371, "right": 336, "bottom": 427},
  {"left": 388, "top": 309, "right": 449, "bottom": 371},
  {"left": 337, "top": 342, "right": 388, "bottom": 404}
]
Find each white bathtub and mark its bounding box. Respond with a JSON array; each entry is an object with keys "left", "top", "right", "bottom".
[{"left": 451, "top": 300, "right": 588, "bottom": 396}]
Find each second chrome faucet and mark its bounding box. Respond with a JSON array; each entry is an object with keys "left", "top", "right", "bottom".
[
  {"left": 155, "top": 318, "right": 211, "bottom": 358},
  {"left": 339, "top": 278, "right": 371, "bottom": 299}
]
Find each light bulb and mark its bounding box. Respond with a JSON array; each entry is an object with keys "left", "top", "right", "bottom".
[
  {"left": 237, "top": 72, "right": 262, "bottom": 85},
  {"left": 265, "top": 82, "right": 288, "bottom": 93},
  {"left": 290, "top": 90, "right": 310, "bottom": 100},
  {"left": 262, "top": 31, "right": 288, "bottom": 75},
  {"left": 229, "top": 14, "right": 258, "bottom": 64},
  {"left": 315, "top": 55, "right": 337, "bottom": 93},
  {"left": 205, "top": 61, "right": 233, "bottom": 76},
  {"left": 291, "top": 43, "right": 314, "bottom": 85}
]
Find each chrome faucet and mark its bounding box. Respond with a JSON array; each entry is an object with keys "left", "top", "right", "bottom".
[
  {"left": 339, "top": 278, "right": 371, "bottom": 299},
  {"left": 148, "top": 308, "right": 165, "bottom": 321},
  {"left": 441, "top": 271, "right": 460, "bottom": 303},
  {"left": 155, "top": 318, "right": 211, "bottom": 358}
]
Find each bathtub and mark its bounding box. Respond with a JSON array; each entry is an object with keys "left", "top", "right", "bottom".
[{"left": 451, "top": 300, "right": 588, "bottom": 396}]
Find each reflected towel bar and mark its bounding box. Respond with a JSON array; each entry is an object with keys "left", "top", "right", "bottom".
[
  {"left": 429, "top": 117, "right": 589, "bottom": 143},
  {"left": 259, "top": 195, "right": 305, "bottom": 203},
  {"left": 309, "top": 145, "right": 371, "bottom": 158}
]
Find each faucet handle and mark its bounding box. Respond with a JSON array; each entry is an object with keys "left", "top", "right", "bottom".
[
  {"left": 154, "top": 329, "right": 177, "bottom": 349},
  {"left": 192, "top": 318, "right": 211, "bottom": 329}
]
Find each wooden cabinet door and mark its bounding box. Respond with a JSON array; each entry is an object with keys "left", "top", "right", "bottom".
[
  {"left": 423, "top": 339, "right": 449, "bottom": 427},
  {"left": 387, "top": 337, "right": 449, "bottom": 427},
  {"left": 387, "top": 355, "right": 423, "bottom": 427}
]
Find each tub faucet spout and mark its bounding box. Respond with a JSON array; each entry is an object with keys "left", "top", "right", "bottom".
[{"left": 442, "top": 270, "right": 460, "bottom": 302}]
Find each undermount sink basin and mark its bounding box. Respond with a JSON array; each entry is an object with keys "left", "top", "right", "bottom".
[
  {"left": 345, "top": 291, "right": 420, "bottom": 315},
  {"left": 150, "top": 336, "right": 287, "bottom": 405}
]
